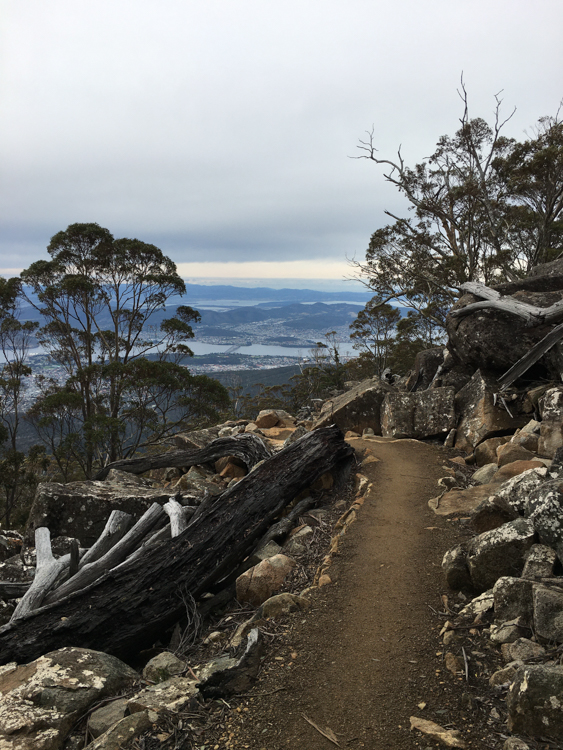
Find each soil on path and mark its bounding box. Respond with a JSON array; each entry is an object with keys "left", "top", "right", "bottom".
[{"left": 225, "top": 436, "right": 495, "bottom": 749}]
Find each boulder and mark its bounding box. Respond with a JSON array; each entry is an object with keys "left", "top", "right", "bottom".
[
  {"left": 380, "top": 387, "right": 456, "bottom": 440},
  {"left": 507, "top": 665, "right": 563, "bottom": 740},
  {"left": 521, "top": 544, "right": 557, "bottom": 581},
  {"left": 25, "top": 481, "right": 174, "bottom": 546},
  {"left": 87, "top": 698, "right": 129, "bottom": 738},
  {"left": 474, "top": 437, "right": 510, "bottom": 467},
  {"left": 504, "top": 638, "right": 546, "bottom": 663},
  {"left": 127, "top": 676, "right": 198, "bottom": 714},
  {"left": 497, "top": 443, "right": 538, "bottom": 467},
  {"left": 472, "top": 463, "right": 500, "bottom": 485},
  {"left": 454, "top": 371, "right": 527, "bottom": 451},
  {"left": 510, "top": 430, "right": 540, "bottom": 454},
  {"left": 538, "top": 387, "right": 563, "bottom": 458},
  {"left": 491, "top": 460, "right": 547, "bottom": 483},
  {"left": 312, "top": 378, "right": 395, "bottom": 434},
  {"left": 442, "top": 544, "right": 472, "bottom": 591},
  {"left": 404, "top": 347, "right": 445, "bottom": 391},
  {"left": 533, "top": 584, "right": 563, "bottom": 643},
  {"left": 85, "top": 712, "right": 152, "bottom": 750},
  {"left": 254, "top": 409, "right": 280, "bottom": 429},
  {"left": 526, "top": 479, "right": 563, "bottom": 560},
  {"left": 429, "top": 484, "right": 496, "bottom": 517},
  {"left": 493, "top": 577, "right": 534, "bottom": 627},
  {"left": 493, "top": 467, "right": 548, "bottom": 516},
  {"left": 282, "top": 526, "right": 314, "bottom": 557},
  {"left": 447, "top": 278, "right": 563, "bottom": 378},
  {"left": 142, "top": 652, "right": 185, "bottom": 683},
  {"left": 236, "top": 554, "right": 296, "bottom": 607},
  {"left": 0, "top": 648, "right": 137, "bottom": 750},
  {"left": 173, "top": 425, "right": 221, "bottom": 450},
  {"left": 466, "top": 518, "right": 536, "bottom": 592},
  {"left": 260, "top": 592, "right": 309, "bottom": 619},
  {"left": 471, "top": 498, "right": 517, "bottom": 534},
  {"left": 174, "top": 465, "right": 223, "bottom": 497}
]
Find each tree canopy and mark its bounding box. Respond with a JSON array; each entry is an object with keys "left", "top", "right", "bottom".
[
  {"left": 20, "top": 223, "right": 229, "bottom": 478},
  {"left": 353, "top": 88, "right": 563, "bottom": 329}
]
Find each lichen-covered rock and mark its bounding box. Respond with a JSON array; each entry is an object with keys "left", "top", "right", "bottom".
[
  {"left": 26, "top": 482, "right": 175, "bottom": 546},
  {"left": 84, "top": 711, "right": 152, "bottom": 750},
  {"left": 504, "top": 638, "right": 546, "bottom": 663},
  {"left": 493, "top": 577, "right": 534, "bottom": 627},
  {"left": 507, "top": 665, "right": 563, "bottom": 740},
  {"left": 467, "top": 519, "right": 536, "bottom": 592},
  {"left": 454, "top": 371, "right": 527, "bottom": 452},
  {"left": 0, "top": 648, "right": 138, "bottom": 750},
  {"left": 381, "top": 387, "right": 456, "bottom": 440},
  {"left": 312, "top": 378, "right": 395, "bottom": 434},
  {"left": 533, "top": 584, "right": 563, "bottom": 644},
  {"left": 522, "top": 544, "right": 557, "bottom": 581},
  {"left": 494, "top": 467, "right": 548, "bottom": 516},
  {"left": 538, "top": 387, "right": 563, "bottom": 458},
  {"left": 127, "top": 676, "right": 198, "bottom": 714},
  {"left": 526, "top": 479, "right": 563, "bottom": 560}
]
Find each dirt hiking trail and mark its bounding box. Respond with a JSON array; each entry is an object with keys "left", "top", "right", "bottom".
[{"left": 225, "top": 436, "right": 492, "bottom": 749}]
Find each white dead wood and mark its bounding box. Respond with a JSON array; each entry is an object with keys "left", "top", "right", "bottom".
[
  {"left": 42, "top": 502, "right": 166, "bottom": 606},
  {"left": 163, "top": 498, "right": 189, "bottom": 537},
  {"left": 11, "top": 528, "right": 72, "bottom": 621},
  {"left": 498, "top": 321, "right": 563, "bottom": 389},
  {"left": 79, "top": 509, "right": 132, "bottom": 568},
  {"left": 450, "top": 281, "right": 563, "bottom": 326}
]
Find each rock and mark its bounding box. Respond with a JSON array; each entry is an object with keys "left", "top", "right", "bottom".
[
  {"left": 235, "top": 554, "right": 296, "bottom": 606},
  {"left": 380, "top": 387, "right": 456, "bottom": 439},
  {"left": 472, "top": 463, "right": 500, "bottom": 484},
  {"left": 0, "top": 647, "right": 138, "bottom": 750},
  {"left": 85, "top": 711, "right": 152, "bottom": 750},
  {"left": 283, "top": 424, "right": 308, "bottom": 446},
  {"left": 447, "top": 280, "right": 563, "bottom": 377},
  {"left": 522, "top": 544, "right": 557, "bottom": 581},
  {"left": 490, "top": 663, "right": 522, "bottom": 687},
  {"left": 493, "top": 467, "right": 548, "bottom": 515},
  {"left": 505, "top": 638, "right": 546, "bottom": 663},
  {"left": 474, "top": 437, "right": 510, "bottom": 467},
  {"left": 444, "top": 652, "right": 464, "bottom": 675},
  {"left": 526, "top": 479, "right": 563, "bottom": 560},
  {"left": 282, "top": 526, "right": 313, "bottom": 557},
  {"left": 503, "top": 739, "right": 530, "bottom": 750},
  {"left": 174, "top": 465, "right": 223, "bottom": 497},
  {"left": 471, "top": 497, "right": 517, "bottom": 534},
  {"left": 493, "top": 577, "right": 534, "bottom": 627},
  {"left": 507, "top": 665, "right": 563, "bottom": 740},
  {"left": 430, "top": 484, "right": 497, "bottom": 517},
  {"left": 538, "top": 387, "right": 563, "bottom": 457},
  {"left": 455, "top": 590, "right": 495, "bottom": 624},
  {"left": 87, "top": 698, "right": 128, "bottom": 738},
  {"left": 454, "top": 371, "right": 527, "bottom": 452},
  {"left": 127, "top": 676, "right": 198, "bottom": 714},
  {"left": 312, "top": 378, "right": 395, "bottom": 434},
  {"left": 409, "top": 716, "right": 466, "bottom": 748},
  {"left": 173, "top": 425, "right": 221, "bottom": 450},
  {"left": 491, "top": 460, "right": 547, "bottom": 483},
  {"left": 103, "top": 469, "right": 153, "bottom": 488},
  {"left": 497, "top": 443, "right": 538, "bottom": 467},
  {"left": 466, "top": 519, "right": 536, "bottom": 592},
  {"left": 247, "top": 540, "right": 282, "bottom": 566},
  {"left": 533, "top": 584, "right": 563, "bottom": 643},
  {"left": 197, "top": 629, "right": 264, "bottom": 700},
  {"left": 442, "top": 544, "right": 472, "bottom": 591},
  {"left": 219, "top": 462, "right": 247, "bottom": 480},
  {"left": 490, "top": 620, "right": 529, "bottom": 645},
  {"left": 259, "top": 426, "right": 296, "bottom": 441},
  {"left": 404, "top": 347, "right": 445, "bottom": 391},
  {"left": 26, "top": 481, "right": 176, "bottom": 546},
  {"left": 254, "top": 409, "right": 280, "bottom": 428},
  {"left": 261, "top": 593, "right": 309, "bottom": 619},
  {"left": 510, "top": 430, "right": 540, "bottom": 454},
  {"left": 142, "top": 652, "right": 185, "bottom": 683}
]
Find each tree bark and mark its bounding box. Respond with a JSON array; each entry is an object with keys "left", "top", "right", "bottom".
[
  {"left": 0, "top": 426, "right": 353, "bottom": 665},
  {"left": 93, "top": 433, "right": 272, "bottom": 480}
]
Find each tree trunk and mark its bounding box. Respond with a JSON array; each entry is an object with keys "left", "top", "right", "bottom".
[{"left": 0, "top": 426, "right": 353, "bottom": 665}]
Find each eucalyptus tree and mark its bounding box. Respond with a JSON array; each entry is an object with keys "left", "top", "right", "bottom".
[{"left": 21, "top": 223, "right": 228, "bottom": 477}]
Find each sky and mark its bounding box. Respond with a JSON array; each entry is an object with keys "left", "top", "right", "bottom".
[{"left": 1, "top": 0, "right": 562, "bottom": 291}]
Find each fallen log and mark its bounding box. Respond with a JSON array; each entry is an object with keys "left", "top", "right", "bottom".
[
  {"left": 0, "top": 426, "right": 353, "bottom": 665},
  {"left": 450, "top": 281, "right": 563, "bottom": 326},
  {"left": 93, "top": 433, "right": 272, "bottom": 480}
]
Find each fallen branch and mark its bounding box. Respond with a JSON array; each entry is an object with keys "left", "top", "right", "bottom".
[
  {"left": 93, "top": 433, "right": 272, "bottom": 480},
  {"left": 302, "top": 714, "right": 341, "bottom": 747},
  {"left": 498, "top": 321, "right": 563, "bottom": 389}
]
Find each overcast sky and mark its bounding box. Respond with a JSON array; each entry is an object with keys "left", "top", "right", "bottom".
[{"left": 1, "top": 0, "right": 562, "bottom": 290}]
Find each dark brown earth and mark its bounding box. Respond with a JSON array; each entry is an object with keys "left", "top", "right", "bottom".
[{"left": 219, "top": 437, "right": 507, "bottom": 749}]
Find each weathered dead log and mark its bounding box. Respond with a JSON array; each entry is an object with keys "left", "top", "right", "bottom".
[
  {"left": 93, "top": 433, "right": 272, "bottom": 480},
  {"left": 79, "top": 510, "right": 132, "bottom": 567},
  {"left": 0, "top": 426, "right": 353, "bottom": 664},
  {"left": 450, "top": 282, "right": 563, "bottom": 326},
  {"left": 498, "top": 321, "right": 563, "bottom": 389}
]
